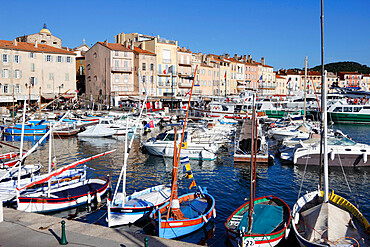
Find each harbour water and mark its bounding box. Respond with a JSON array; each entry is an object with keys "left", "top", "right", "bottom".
[{"left": 3, "top": 123, "right": 370, "bottom": 246}]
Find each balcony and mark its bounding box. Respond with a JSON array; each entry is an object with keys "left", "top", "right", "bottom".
[
  {"left": 111, "top": 67, "right": 132, "bottom": 72},
  {"left": 178, "top": 72, "right": 192, "bottom": 78},
  {"left": 178, "top": 62, "right": 192, "bottom": 66}
]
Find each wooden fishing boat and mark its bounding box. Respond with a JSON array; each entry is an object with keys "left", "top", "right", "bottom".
[
  {"left": 226, "top": 195, "right": 291, "bottom": 247},
  {"left": 226, "top": 93, "right": 291, "bottom": 247},
  {"left": 150, "top": 66, "right": 216, "bottom": 239},
  {"left": 292, "top": 5, "right": 370, "bottom": 245},
  {"left": 16, "top": 150, "right": 114, "bottom": 213}
]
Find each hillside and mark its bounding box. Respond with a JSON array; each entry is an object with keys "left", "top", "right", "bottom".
[{"left": 310, "top": 62, "right": 370, "bottom": 74}]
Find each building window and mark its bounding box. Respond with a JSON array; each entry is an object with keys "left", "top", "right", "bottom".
[
  {"left": 87, "top": 64, "right": 91, "bottom": 70},
  {"left": 2, "top": 69, "right": 9, "bottom": 78},
  {"left": 2, "top": 54, "right": 9, "bottom": 63},
  {"left": 14, "top": 70, "right": 21, "bottom": 79},
  {"left": 115, "top": 74, "right": 119, "bottom": 83},
  {"left": 15, "top": 84, "right": 21, "bottom": 93},
  {"left": 142, "top": 63, "right": 146, "bottom": 71},
  {"left": 49, "top": 73, "right": 54, "bottom": 80},
  {"left": 46, "top": 55, "right": 52, "bottom": 62},
  {"left": 29, "top": 53, "right": 34, "bottom": 58},
  {"left": 142, "top": 75, "right": 146, "bottom": 83},
  {"left": 14, "top": 55, "right": 20, "bottom": 63},
  {"left": 124, "top": 74, "right": 128, "bottom": 83},
  {"left": 150, "top": 63, "right": 154, "bottom": 71},
  {"left": 66, "top": 57, "right": 71, "bottom": 63},
  {"left": 88, "top": 76, "right": 91, "bottom": 81},
  {"left": 93, "top": 53, "right": 97, "bottom": 58},
  {"left": 115, "top": 51, "right": 119, "bottom": 56},
  {"left": 57, "top": 56, "right": 62, "bottom": 63},
  {"left": 150, "top": 76, "right": 153, "bottom": 83},
  {"left": 94, "top": 76, "right": 97, "bottom": 81},
  {"left": 31, "top": 63, "right": 35, "bottom": 72},
  {"left": 123, "top": 52, "right": 127, "bottom": 57},
  {"left": 162, "top": 49, "right": 171, "bottom": 64},
  {"left": 30, "top": 77, "right": 35, "bottom": 86},
  {"left": 3, "top": 84, "right": 8, "bottom": 93},
  {"left": 124, "top": 86, "right": 128, "bottom": 91}
]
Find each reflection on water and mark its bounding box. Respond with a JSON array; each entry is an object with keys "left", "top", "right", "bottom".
[{"left": 1, "top": 124, "right": 370, "bottom": 246}]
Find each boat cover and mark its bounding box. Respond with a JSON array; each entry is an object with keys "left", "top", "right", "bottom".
[
  {"left": 301, "top": 202, "right": 361, "bottom": 245},
  {"left": 181, "top": 198, "right": 208, "bottom": 218},
  {"left": 238, "top": 204, "right": 283, "bottom": 234},
  {"left": 78, "top": 125, "right": 115, "bottom": 137}
]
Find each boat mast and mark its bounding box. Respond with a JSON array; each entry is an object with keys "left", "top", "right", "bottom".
[
  {"left": 304, "top": 57, "right": 307, "bottom": 122},
  {"left": 17, "top": 99, "right": 27, "bottom": 189},
  {"left": 121, "top": 117, "right": 129, "bottom": 206},
  {"left": 320, "top": 0, "right": 329, "bottom": 202},
  {"left": 247, "top": 93, "right": 256, "bottom": 233},
  {"left": 166, "top": 127, "right": 178, "bottom": 219},
  {"left": 48, "top": 124, "right": 53, "bottom": 197}
]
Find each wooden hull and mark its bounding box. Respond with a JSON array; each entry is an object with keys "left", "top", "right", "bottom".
[
  {"left": 17, "top": 176, "right": 109, "bottom": 213},
  {"left": 226, "top": 195, "right": 291, "bottom": 247},
  {"left": 150, "top": 192, "right": 216, "bottom": 239}
]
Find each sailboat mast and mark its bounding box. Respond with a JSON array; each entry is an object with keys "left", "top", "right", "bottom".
[
  {"left": 320, "top": 0, "right": 329, "bottom": 202},
  {"left": 166, "top": 127, "right": 178, "bottom": 219},
  {"left": 48, "top": 124, "right": 53, "bottom": 197},
  {"left": 304, "top": 57, "right": 307, "bottom": 122},
  {"left": 17, "top": 99, "right": 27, "bottom": 189},
  {"left": 248, "top": 93, "right": 256, "bottom": 233},
  {"left": 121, "top": 117, "right": 129, "bottom": 206}
]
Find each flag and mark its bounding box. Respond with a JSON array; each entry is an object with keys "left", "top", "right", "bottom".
[
  {"left": 149, "top": 120, "right": 155, "bottom": 128},
  {"left": 146, "top": 102, "right": 152, "bottom": 110},
  {"left": 258, "top": 75, "right": 263, "bottom": 82},
  {"left": 224, "top": 71, "right": 227, "bottom": 78},
  {"left": 189, "top": 180, "right": 197, "bottom": 189},
  {"left": 163, "top": 69, "right": 166, "bottom": 74},
  {"left": 286, "top": 77, "right": 291, "bottom": 85},
  {"left": 181, "top": 156, "right": 193, "bottom": 179}
]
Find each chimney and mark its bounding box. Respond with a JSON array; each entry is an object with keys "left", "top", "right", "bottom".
[
  {"left": 182, "top": 47, "right": 186, "bottom": 52},
  {"left": 234, "top": 54, "right": 238, "bottom": 59},
  {"left": 13, "top": 39, "right": 17, "bottom": 46},
  {"left": 104, "top": 39, "right": 108, "bottom": 46},
  {"left": 124, "top": 41, "right": 129, "bottom": 48},
  {"left": 225, "top": 53, "right": 230, "bottom": 59},
  {"left": 247, "top": 55, "right": 251, "bottom": 62},
  {"left": 261, "top": 57, "right": 265, "bottom": 65},
  {"left": 243, "top": 55, "right": 246, "bottom": 60},
  {"left": 35, "top": 41, "right": 38, "bottom": 48}
]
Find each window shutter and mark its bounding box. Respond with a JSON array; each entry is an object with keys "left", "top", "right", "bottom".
[
  {"left": 62, "top": 57, "right": 64, "bottom": 62},
  {"left": 14, "top": 70, "right": 16, "bottom": 78},
  {"left": 20, "top": 70, "right": 22, "bottom": 78},
  {"left": 34, "top": 53, "right": 36, "bottom": 58},
  {"left": 14, "top": 55, "right": 16, "bottom": 63},
  {"left": 35, "top": 77, "right": 38, "bottom": 85},
  {"left": 51, "top": 56, "right": 53, "bottom": 62},
  {"left": 45, "top": 56, "right": 47, "bottom": 62},
  {"left": 19, "top": 55, "right": 21, "bottom": 64}
]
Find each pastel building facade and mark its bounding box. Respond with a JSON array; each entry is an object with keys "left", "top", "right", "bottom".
[
  {"left": 0, "top": 40, "right": 76, "bottom": 106},
  {"left": 85, "top": 41, "right": 136, "bottom": 106}
]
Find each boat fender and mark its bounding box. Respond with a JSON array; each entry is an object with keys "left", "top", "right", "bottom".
[
  {"left": 271, "top": 123, "right": 275, "bottom": 128},
  {"left": 87, "top": 193, "right": 92, "bottom": 204},
  {"left": 294, "top": 212, "right": 300, "bottom": 225},
  {"left": 284, "top": 223, "right": 290, "bottom": 239},
  {"left": 363, "top": 153, "right": 368, "bottom": 163},
  {"left": 202, "top": 215, "right": 208, "bottom": 223},
  {"left": 171, "top": 199, "right": 180, "bottom": 209},
  {"left": 330, "top": 150, "right": 335, "bottom": 160},
  {"left": 213, "top": 208, "right": 216, "bottom": 218},
  {"left": 354, "top": 99, "right": 358, "bottom": 104}
]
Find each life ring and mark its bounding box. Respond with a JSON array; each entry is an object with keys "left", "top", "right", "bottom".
[
  {"left": 271, "top": 123, "right": 276, "bottom": 128},
  {"left": 354, "top": 99, "right": 358, "bottom": 104},
  {"left": 280, "top": 96, "right": 282, "bottom": 101}
]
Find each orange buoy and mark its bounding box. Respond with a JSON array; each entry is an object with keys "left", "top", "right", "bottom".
[
  {"left": 271, "top": 123, "right": 276, "bottom": 128},
  {"left": 354, "top": 99, "right": 358, "bottom": 104}
]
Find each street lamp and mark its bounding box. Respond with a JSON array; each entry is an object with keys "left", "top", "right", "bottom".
[{"left": 58, "top": 84, "right": 64, "bottom": 96}]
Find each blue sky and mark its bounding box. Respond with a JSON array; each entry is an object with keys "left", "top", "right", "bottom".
[{"left": 1, "top": 0, "right": 369, "bottom": 70}]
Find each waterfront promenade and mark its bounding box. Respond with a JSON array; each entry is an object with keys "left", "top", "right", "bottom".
[{"left": 0, "top": 207, "right": 196, "bottom": 247}]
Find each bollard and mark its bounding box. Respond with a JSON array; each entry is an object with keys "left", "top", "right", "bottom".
[
  {"left": 60, "top": 220, "right": 68, "bottom": 245},
  {"left": 144, "top": 237, "right": 149, "bottom": 247}
]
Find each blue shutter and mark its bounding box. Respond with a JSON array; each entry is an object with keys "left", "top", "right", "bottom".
[
  {"left": 158, "top": 64, "right": 162, "bottom": 73},
  {"left": 20, "top": 70, "right": 22, "bottom": 78},
  {"left": 19, "top": 55, "right": 21, "bottom": 64}
]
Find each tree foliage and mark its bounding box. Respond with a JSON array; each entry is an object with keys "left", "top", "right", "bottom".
[{"left": 310, "top": 62, "right": 370, "bottom": 74}]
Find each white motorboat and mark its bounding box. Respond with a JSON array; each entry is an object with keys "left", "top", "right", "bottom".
[
  {"left": 77, "top": 124, "right": 116, "bottom": 138},
  {"left": 142, "top": 129, "right": 218, "bottom": 160}
]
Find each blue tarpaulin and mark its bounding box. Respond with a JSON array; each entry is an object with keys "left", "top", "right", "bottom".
[{"left": 237, "top": 204, "right": 283, "bottom": 234}]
